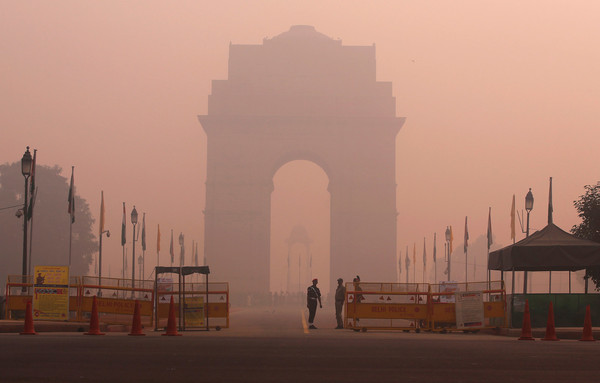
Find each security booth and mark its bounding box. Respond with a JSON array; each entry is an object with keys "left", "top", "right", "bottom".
[
  {"left": 154, "top": 266, "right": 230, "bottom": 331},
  {"left": 489, "top": 223, "right": 600, "bottom": 327}
]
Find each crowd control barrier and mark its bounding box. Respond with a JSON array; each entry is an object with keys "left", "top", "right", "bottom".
[
  {"left": 346, "top": 282, "right": 430, "bottom": 331},
  {"left": 6, "top": 274, "right": 230, "bottom": 330},
  {"left": 345, "top": 281, "right": 506, "bottom": 332},
  {"left": 429, "top": 281, "right": 506, "bottom": 332}
]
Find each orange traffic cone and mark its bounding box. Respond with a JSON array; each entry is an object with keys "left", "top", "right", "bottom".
[
  {"left": 20, "top": 300, "right": 36, "bottom": 335},
  {"left": 542, "top": 302, "right": 559, "bottom": 341},
  {"left": 579, "top": 305, "right": 595, "bottom": 342},
  {"left": 518, "top": 299, "right": 535, "bottom": 340},
  {"left": 85, "top": 296, "right": 105, "bottom": 335},
  {"left": 129, "top": 300, "right": 145, "bottom": 336},
  {"left": 162, "top": 295, "right": 182, "bottom": 336}
]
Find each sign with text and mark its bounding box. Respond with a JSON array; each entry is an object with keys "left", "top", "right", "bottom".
[
  {"left": 184, "top": 296, "right": 205, "bottom": 327},
  {"left": 455, "top": 291, "right": 484, "bottom": 329},
  {"left": 32, "top": 266, "right": 70, "bottom": 321}
]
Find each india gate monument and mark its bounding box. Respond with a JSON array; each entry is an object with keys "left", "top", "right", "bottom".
[{"left": 198, "top": 26, "right": 405, "bottom": 298}]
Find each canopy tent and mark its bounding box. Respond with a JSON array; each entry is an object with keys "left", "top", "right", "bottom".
[{"left": 488, "top": 223, "right": 600, "bottom": 272}]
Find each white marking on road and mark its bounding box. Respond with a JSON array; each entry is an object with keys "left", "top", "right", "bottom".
[{"left": 301, "top": 310, "right": 309, "bottom": 334}]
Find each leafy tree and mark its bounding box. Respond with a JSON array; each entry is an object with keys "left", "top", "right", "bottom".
[
  {"left": 0, "top": 162, "right": 96, "bottom": 287},
  {"left": 571, "top": 183, "right": 600, "bottom": 290}
]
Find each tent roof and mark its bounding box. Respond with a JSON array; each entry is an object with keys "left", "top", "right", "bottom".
[{"left": 488, "top": 223, "right": 600, "bottom": 271}]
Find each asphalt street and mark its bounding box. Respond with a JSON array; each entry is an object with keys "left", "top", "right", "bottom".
[{"left": 1, "top": 306, "right": 599, "bottom": 382}]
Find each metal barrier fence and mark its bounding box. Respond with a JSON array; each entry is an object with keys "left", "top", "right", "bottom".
[
  {"left": 154, "top": 281, "right": 229, "bottom": 330},
  {"left": 5, "top": 275, "right": 229, "bottom": 330},
  {"left": 5, "top": 275, "right": 81, "bottom": 320},
  {"left": 345, "top": 281, "right": 506, "bottom": 332}
]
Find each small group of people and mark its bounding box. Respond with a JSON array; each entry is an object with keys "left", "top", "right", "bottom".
[{"left": 306, "top": 275, "right": 361, "bottom": 330}]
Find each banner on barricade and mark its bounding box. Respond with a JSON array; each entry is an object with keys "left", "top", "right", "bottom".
[
  {"left": 32, "top": 266, "right": 70, "bottom": 321},
  {"left": 455, "top": 291, "right": 484, "bottom": 329}
]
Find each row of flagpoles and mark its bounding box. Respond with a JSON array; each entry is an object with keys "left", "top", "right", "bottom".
[
  {"left": 398, "top": 206, "right": 496, "bottom": 285},
  {"left": 400, "top": 179, "right": 555, "bottom": 287},
  {"left": 97, "top": 191, "right": 204, "bottom": 282}
]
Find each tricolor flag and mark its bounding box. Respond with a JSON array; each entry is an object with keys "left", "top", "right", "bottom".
[
  {"left": 67, "top": 166, "right": 75, "bottom": 223},
  {"left": 449, "top": 226, "right": 454, "bottom": 254},
  {"left": 548, "top": 177, "right": 554, "bottom": 224},
  {"left": 99, "top": 191, "right": 105, "bottom": 236},
  {"left": 27, "top": 149, "right": 37, "bottom": 221},
  {"left": 398, "top": 250, "right": 402, "bottom": 274},
  {"left": 511, "top": 194, "right": 516, "bottom": 242},
  {"left": 433, "top": 233, "right": 437, "bottom": 263},
  {"left": 464, "top": 216, "right": 469, "bottom": 253},
  {"left": 422, "top": 237, "right": 427, "bottom": 267},
  {"left": 169, "top": 230, "right": 174, "bottom": 263},
  {"left": 141, "top": 213, "right": 146, "bottom": 252},
  {"left": 487, "top": 207, "right": 493, "bottom": 250},
  {"left": 121, "top": 202, "right": 126, "bottom": 246}
]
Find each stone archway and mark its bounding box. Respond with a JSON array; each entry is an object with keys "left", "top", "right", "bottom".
[{"left": 198, "top": 26, "right": 405, "bottom": 299}]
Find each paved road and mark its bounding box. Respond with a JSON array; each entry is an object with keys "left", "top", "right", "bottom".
[{"left": 1, "top": 306, "right": 598, "bottom": 382}]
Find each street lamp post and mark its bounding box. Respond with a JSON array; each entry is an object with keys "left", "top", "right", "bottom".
[
  {"left": 21, "top": 147, "right": 32, "bottom": 291},
  {"left": 523, "top": 189, "right": 534, "bottom": 293},
  {"left": 445, "top": 226, "right": 451, "bottom": 281},
  {"left": 131, "top": 206, "right": 138, "bottom": 292}
]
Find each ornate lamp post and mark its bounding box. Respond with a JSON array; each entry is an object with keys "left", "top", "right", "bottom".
[
  {"left": 445, "top": 226, "right": 451, "bottom": 281},
  {"left": 21, "top": 147, "right": 32, "bottom": 290},
  {"left": 523, "top": 188, "right": 534, "bottom": 293},
  {"left": 131, "top": 206, "right": 138, "bottom": 290}
]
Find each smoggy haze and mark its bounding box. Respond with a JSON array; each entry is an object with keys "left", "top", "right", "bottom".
[{"left": 2, "top": 1, "right": 599, "bottom": 294}]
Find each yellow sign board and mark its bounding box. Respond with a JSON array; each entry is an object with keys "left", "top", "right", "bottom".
[
  {"left": 32, "top": 266, "right": 70, "bottom": 321},
  {"left": 184, "top": 296, "right": 205, "bottom": 327}
]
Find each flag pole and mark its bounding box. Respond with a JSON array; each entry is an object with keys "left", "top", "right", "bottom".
[
  {"left": 405, "top": 246, "right": 409, "bottom": 284},
  {"left": 68, "top": 166, "right": 75, "bottom": 268}
]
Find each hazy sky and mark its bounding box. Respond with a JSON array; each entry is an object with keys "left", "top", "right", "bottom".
[{"left": 2, "top": 1, "right": 599, "bottom": 293}]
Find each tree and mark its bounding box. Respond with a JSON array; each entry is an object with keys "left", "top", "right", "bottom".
[
  {"left": 0, "top": 162, "right": 96, "bottom": 287},
  {"left": 571, "top": 183, "right": 600, "bottom": 290}
]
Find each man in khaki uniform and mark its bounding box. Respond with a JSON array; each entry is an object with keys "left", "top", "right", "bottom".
[{"left": 335, "top": 278, "right": 346, "bottom": 329}]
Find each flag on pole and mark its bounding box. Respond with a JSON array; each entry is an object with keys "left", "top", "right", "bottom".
[
  {"left": 398, "top": 251, "right": 402, "bottom": 274},
  {"left": 548, "top": 176, "right": 553, "bottom": 224},
  {"left": 67, "top": 166, "right": 75, "bottom": 223},
  {"left": 157, "top": 224, "right": 161, "bottom": 252},
  {"left": 405, "top": 246, "right": 410, "bottom": 269},
  {"left": 464, "top": 216, "right": 469, "bottom": 253},
  {"left": 433, "top": 233, "right": 437, "bottom": 263},
  {"left": 99, "top": 191, "right": 105, "bottom": 236},
  {"left": 27, "top": 149, "right": 37, "bottom": 220},
  {"left": 121, "top": 202, "right": 126, "bottom": 246},
  {"left": 413, "top": 242, "right": 416, "bottom": 265},
  {"left": 169, "top": 230, "right": 174, "bottom": 263},
  {"left": 487, "top": 207, "right": 493, "bottom": 250},
  {"left": 422, "top": 237, "right": 427, "bottom": 267},
  {"left": 141, "top": 213, "right": 146, "bottom": 251},
  {"left": 194, "top": 242, "right": 199, "bottom": 266},
  {"left": 511, "top": 194, "right": 516, "bottom": 242},
  {"left": 449, "top": 226, "right": 454, "bottom": 254},
  {"left": 180, "top": 234, "right": 185, "bottom": 265}
]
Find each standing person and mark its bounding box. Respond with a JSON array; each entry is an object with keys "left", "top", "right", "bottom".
[
  {"left": 306, "top": 278, "right": 322, "bottom": 329},
  {"left": 335, "top": 278, "right": 346, "bottom": 329}
]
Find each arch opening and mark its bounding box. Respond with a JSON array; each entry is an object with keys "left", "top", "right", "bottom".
[{"left": 270, "top": 160, "right": 331, "bottom": 296}]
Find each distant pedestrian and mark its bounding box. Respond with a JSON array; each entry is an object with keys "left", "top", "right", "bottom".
[
  {"left": 306, "top": 278, "right": 322, "bottom": 329},
  {"left": 335, "top": 278, "right": 346, "bottom": 329}
]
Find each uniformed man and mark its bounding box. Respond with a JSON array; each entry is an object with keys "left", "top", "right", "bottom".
[
  {"left": 335, "top": 278, "right": 346, "bottom": 329},
  {"left": 306, "top": 278, "right": 322, "bottom": 329}
]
